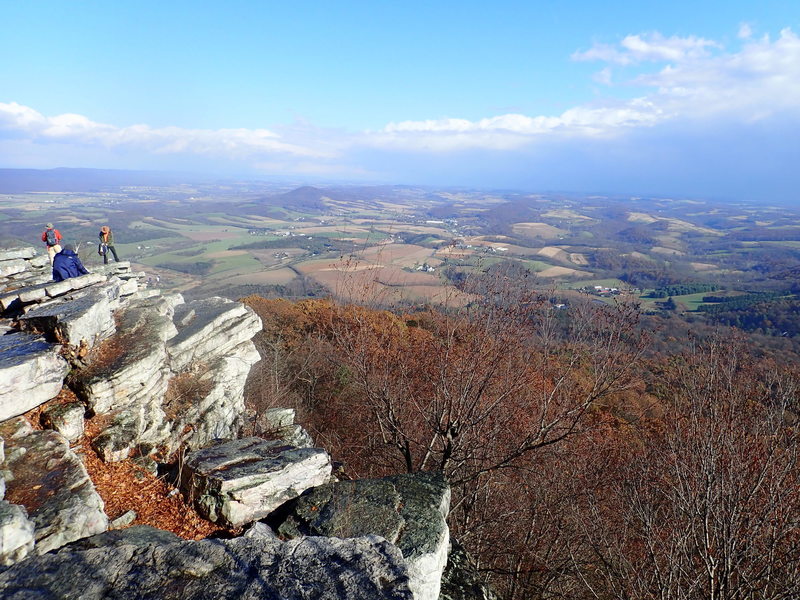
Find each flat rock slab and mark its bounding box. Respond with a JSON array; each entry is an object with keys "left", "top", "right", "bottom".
[
  {"left": 182, "top": 437, "right": 331, "bottom": 528},
  {"left": 0, "top": 527, "right": 413, "bottom": 600},
  {"left": 0, "top": 260, "right": 26, "bottom": 278},
  {"left": 44, "top": 273, "right": 107, "bottom": 298},
  {"left": 273, "top": 471, "right": 451, "bottom": 600},
  {"left": 20, "top": 286, "right": 119, "bottom": 348},
  {"left": 0, "top": 248, "right": 37, "bottom": 262},
  {"left": 0, "top": 420, "right": 108, "bottom": 554},
  {"left": 168, "top": 297, "right": 262, "bottom": 371},
  {"left": 0, "top": 332, "right": 68, "bottom": 421}
]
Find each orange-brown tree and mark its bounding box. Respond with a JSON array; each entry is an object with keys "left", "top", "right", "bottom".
[
  {"left": 243, "top": 291, "right": 647, "bottom": 598},
  {"left": 572, "top": 339, "right": 800, "bottom": 600}
]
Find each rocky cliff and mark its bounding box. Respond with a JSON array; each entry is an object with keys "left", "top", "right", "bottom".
[{"left": 0, "top": 246, "right": 492, "bottom": 600}]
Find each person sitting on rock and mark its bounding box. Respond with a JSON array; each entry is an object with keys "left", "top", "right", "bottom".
[
  {"left": 41, "top": 222, "right": 63, "bottom": 264},
  {"left": 98, "top": 226, "right": 120, "bottom": 264},
  {"left": 52, "top": 244, "right": 89, "bottom": 282}
]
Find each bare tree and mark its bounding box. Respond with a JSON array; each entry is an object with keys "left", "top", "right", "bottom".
[{"left": 575, "top": 338, "right": 800, "bottom": 600}]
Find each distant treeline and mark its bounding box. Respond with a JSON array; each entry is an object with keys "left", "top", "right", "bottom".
[
  {"left": 730, "top": 227, "right": 800, "bottom": 241},
  {"left": 231, "top": 238, "right": 351, "bottom": 253},
  {"left": 701, "top": 297, "right": 800, "bottom": 337},
  {"left": 697, "top": 292, "right": 782, "bottom": 312},
  {"left": 649, "top": 283, "right": 718, "bottom": 298},
  {"left": 156, "top": 261, "right": 213, "bottom": 276}
]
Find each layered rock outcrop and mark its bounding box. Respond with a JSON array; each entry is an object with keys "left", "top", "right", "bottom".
[
  {"left": 0, "top": 246, "right": 467, "bottom": 600},
  {"left": 0, "top": 246, "right": 265, "bottom": 558}
]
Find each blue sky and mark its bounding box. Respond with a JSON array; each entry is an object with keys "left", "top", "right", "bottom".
[{"left": 1, "top": 1, "right": 799, "bottom": 201}]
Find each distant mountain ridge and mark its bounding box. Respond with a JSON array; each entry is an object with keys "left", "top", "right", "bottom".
[{"left": 0, "top": 168, "right": 199, "bottom": 193}]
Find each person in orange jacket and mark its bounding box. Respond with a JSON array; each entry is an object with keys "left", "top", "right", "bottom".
[
  {"left": 98, "top": 225, "right": 120, "bottom": 264},
  {"left": 41, "top": 223, "right": 63, "bottom": 264}
]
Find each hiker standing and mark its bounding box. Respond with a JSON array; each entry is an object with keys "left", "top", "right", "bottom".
[
  {"left": 41, "top": 223, "right": 62, "bottom": 264},
  {"left": 98, "top": 226, "right": 120, "bottom": 264},
  {"left": 52, "top": 244, "right": 89, "bottom": 282}
]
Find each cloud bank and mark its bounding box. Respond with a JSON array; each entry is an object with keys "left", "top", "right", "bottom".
[{"left": 2, "top": 26, "right": 799, "bottom": 198}]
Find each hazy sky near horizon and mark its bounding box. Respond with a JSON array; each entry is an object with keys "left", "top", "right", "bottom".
[{"left": 1, "top": 1, "right": 799, "bottom": 201}]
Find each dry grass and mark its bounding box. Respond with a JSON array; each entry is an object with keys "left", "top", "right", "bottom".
[{"left": 163, "top": 371, "right": 214, "bottom": 422}]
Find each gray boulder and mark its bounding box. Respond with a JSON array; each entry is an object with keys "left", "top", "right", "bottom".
[
  {"left": 0, "top": 419, "right": 107, "bottom": 554},
  {"left": 273, "top": 471, "right": 451, "bottom": 600},
  {"left": 0, "top": 332, "right": 69, "bottom": 421},
  {"left": 181, "top": 437, "right": 332, "bottom": 528},
  {"left": 0, "top": 526, "right": 413, "bottom": 600}
]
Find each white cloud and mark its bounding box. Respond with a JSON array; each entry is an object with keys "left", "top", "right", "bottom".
[
  {"left": 592, "top": 67, "right": 613, "bottom": 85},
  {"left": 0, "top": 102, "right": 330, "bottom": 159},
  {"left": 636, "top": 28, "right": 800, "bottom": 118},
  {"left": 2, "top": 26, "right": 798, "bottom": 173},
  {"left": 365, "top": 27, "right": 800, "bottom": 153},
  {"left": 572, "top": 32, "right": 719, "bottom": 65}
]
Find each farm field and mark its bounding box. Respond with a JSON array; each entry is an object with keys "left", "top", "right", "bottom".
[{"left": 1, "top": 181, "right": 798, "bottom": 319}]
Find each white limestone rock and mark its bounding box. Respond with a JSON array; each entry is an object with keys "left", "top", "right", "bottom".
[
  {"left": 0, "top": 500, "right": 35, "bottom": 566},
  {"left": 71, "top": 305, "right": 176, "bottom": 415},
  {"left": 163, "top": 339, "right": 260, "bottom": 455},
  {"left": 0, "top": 260, "right": 26, "bottom": 278},
  {"left": 118, "top": 277, "right": 139, "bottom": 296},
  {"left": 29, "top": 254, "right": 50, "bottom": 269},
  {"left": 181, "top": 437, "right": 332, "bottom": 528},
  {"left": 17, "top": 283, "right": 49, "bottom": 303},
  {"left": 20, "top": 284, "right": 122, "bottom": 348},
  {"left": 0, "top": 332, "right": 69, "bottom": 421},
  {"left": 266, "top": 407, "right": 296, "bottom": 428},
  {"left": 0, "top": 292, "right": 20, "bottom": 312},
  {"left": 109, "top": 510, "right": 136, "bottom": 530},
  {"left": 0, "top": 248, "right": 36, "bottom": 262}
]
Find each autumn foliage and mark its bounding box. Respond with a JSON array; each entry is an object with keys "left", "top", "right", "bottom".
[{"left": 241, "top": 294, "right": 800, "bottom": 599}]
